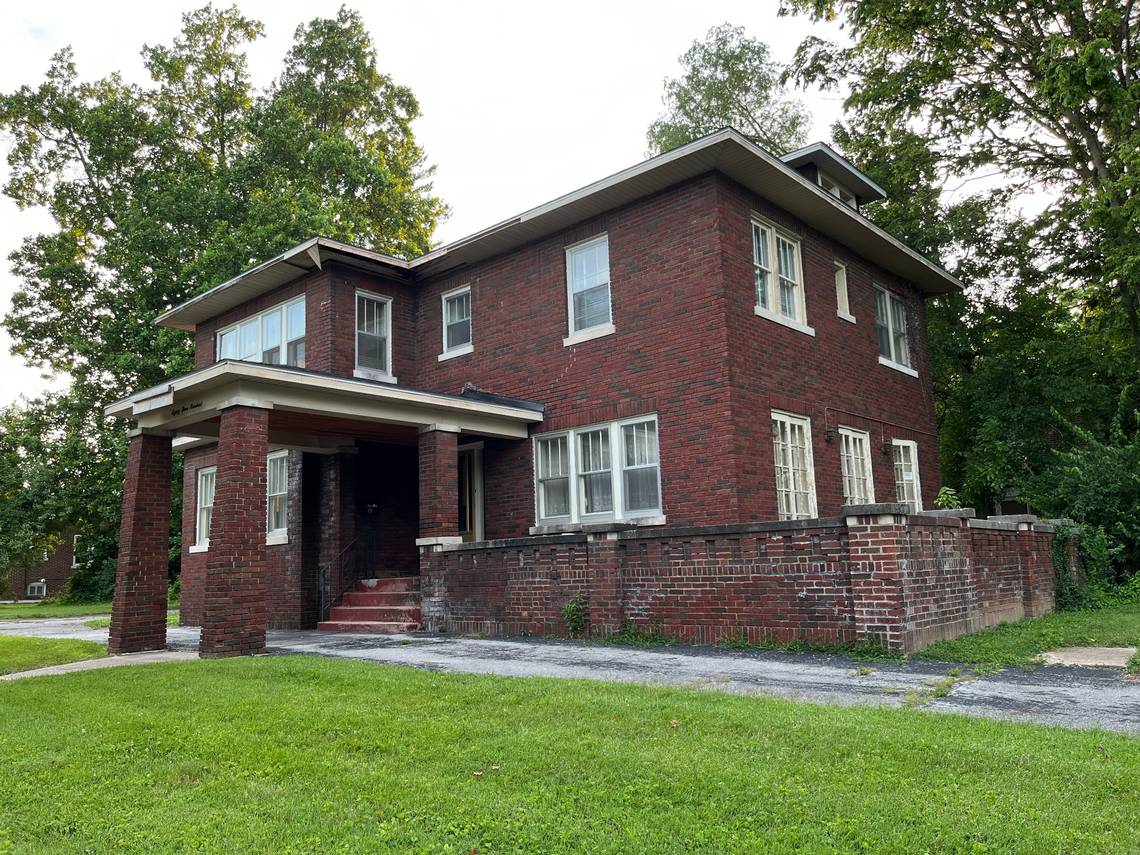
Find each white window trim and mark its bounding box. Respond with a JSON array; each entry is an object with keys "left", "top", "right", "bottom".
[
  {"left": 27, "top": 581, "right": 47, "bottom": 598},
  {"left": 439, "top": 284, "right": 473, "bottom": 360},
  {"left": 71, "top": 534, "right": 82, "bottom": 568},
  {"left": 216, "top": 295, "right": 305, "bottom": 366},
  {"left": 563, "top": 233, "right": 614, "bottom": 345},
  {"left": 837, "top": 427, "right": 875, "bottom": 505},
  {"left": 892, "top": 438, "right": 923, "bottom": 512},
  {"left": 834, "top": 262, "right": 855, "bottom": 323},
  {"left": 771, "top": 410, "right": 819, "bottom": 520},
  {"left": 266, "top": 450, "right": 289, "bottom": 542},
  {"left": 533, "top": 414, "right": 662, "bottom": 526},
  {"left": 353, "top": 290, "right": 397, "bottom": 384},
  {"left": 752, "top": 215, "right": 812, "bottom": 334},
  {"left": 875, "top": 285, "right": 916, "bottom": 376},
  {"left": 193, "top": 466, "right": 216, "bottom": 551}
]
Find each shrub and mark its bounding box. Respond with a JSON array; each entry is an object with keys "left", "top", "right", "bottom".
[{"left": 561, "top": 592, "right": 589, "bottom": 638}]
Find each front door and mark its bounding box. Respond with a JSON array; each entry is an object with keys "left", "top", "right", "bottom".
[{"left": 457, "top": 445, "right": 483, "bottom": 543}]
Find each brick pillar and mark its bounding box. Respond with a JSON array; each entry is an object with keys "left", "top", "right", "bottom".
[
  {"left": 585, "top": 532, "right": 624, "bottom": 635},
  {"left": 109, "top": 429, "right": 173, "bottom": 654},
  {"left": 200, "top": 405, "right": 270, "bottom": 658},
  {"left": 846, "top": 512, "right": 909, "bottom": 653},
  {"left": 417, "top": 427, "right": 460, "bottom": 545}
]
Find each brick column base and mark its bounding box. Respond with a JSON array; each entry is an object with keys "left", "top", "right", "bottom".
[
  {"left": 109, "top": 430, "right": 172, "bottom": 654},
  {"left": 200, "top": 406, "right": 269, "bottom": 658}
]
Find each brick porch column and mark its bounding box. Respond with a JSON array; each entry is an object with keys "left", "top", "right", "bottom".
[
  {"left": 200, "top": 405, "right": 270, "bottom": 658},
  {"left": 416, "top": 426, "right": 460, "bottom": 546},
  {"left": 108, "top": 429, "right": 173, "bottom": 654}
]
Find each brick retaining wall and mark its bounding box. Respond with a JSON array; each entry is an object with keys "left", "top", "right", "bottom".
[{"left": 421, "top": 505, "right": 1064, "bottom": 654}]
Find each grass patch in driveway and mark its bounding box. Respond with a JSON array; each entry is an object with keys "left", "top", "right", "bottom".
[
  {"left": 1, "top": 656, "right": 1138, "bottom": 854},
  {"left": 0, "top": 601, "right": 114, "bottom": 620},
  {"left": 83, "top": 613, "right": 179, "bottom": 630},
  {"left": 0, "top": 635, "right": 107, "bottom": 676},
  {"left": 915, "top": 605, "right": 1140, "bottom": 669}
]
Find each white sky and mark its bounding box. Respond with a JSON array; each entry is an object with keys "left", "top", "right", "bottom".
[{"left": 0, "top": 0, "right": 845, "bottom": 405}]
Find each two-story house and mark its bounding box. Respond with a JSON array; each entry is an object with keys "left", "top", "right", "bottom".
[{"left": 105, "top": 129, "right": 1062, "bottom": 658}]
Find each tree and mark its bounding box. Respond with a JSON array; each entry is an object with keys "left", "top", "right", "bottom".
[
  {"left": 0, "top": 5, "right": 445, "bottom": 599},
  {"left": 647, "top": 23, "right": 811, "bottom": 155}
]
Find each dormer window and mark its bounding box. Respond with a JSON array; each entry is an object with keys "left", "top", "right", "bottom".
[
  {"left": 217, "top": 297, "right": 305, "bottom": 368},
  {"left": 819, "top": 171, "right": 857, "bottom": 208}
]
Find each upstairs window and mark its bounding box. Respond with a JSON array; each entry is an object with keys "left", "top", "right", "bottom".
[
  {"left": 839, "top": 427, "right": 875, "bottom": 505},
  {"left": 216, "top": 297, "right": 305, "bottom": 368},
  {"left": 355, "top": 291, "right": 394, "bottom": 381},
  {"left": 267, "top": 451, "right": 288, "bottom": 537},
  {"left": 771, "top": 411, "right": 817, "bottom": 520},
  {"left": 875, "top": 287, "right": 912, "bottom": 372},
  {"left": 835, "top": 262, "right": 854, "bottom": 322},
  {"left": 534, "top": 416, "right": 661, "bottom": 525},
  {"left": 753, "top": 217, "right": 810, "bottom": 333},
  {"left": 565, "top": 234, "right": 612, "bottom": 341},
  {"left": 892, "top": 439, "right": 922, "bottom": 511},
  {"left": 819, "top": 171, "right": 857, "bottom": 208},
  {"left": 440, "top": 285, "right": 472, "bottom": 357},
  {"left": 195, "top": 467, "right": 216, "bottom": 547}
]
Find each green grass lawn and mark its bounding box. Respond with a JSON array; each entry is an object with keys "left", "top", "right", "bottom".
[
  {"left": 0, "top": 635, "right": 107, "bottom": 676},
  {"left": 0, "top": 657, "right": 1137, "bottom": 853},
  {"left": 915, "top": 604, "right": 1140, "bottom": 670},
  {"left": 0, "top": 600, "right": 114, "bottom": 620}
]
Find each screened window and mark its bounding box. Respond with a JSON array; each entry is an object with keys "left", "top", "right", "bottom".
[
  {"left": 356, "top": 291, "right": 392, "bottom": 377},
  {"left": 216, "top": 297, "right": 305, "bottom": 368},
  {"left": 442, "top": 286, "right": 472, "bottom": 354},
  {"left": 267, "top": 452, "right": 288, "bottom": 534},
  {"left": 196, "top": 467, "right": 216, "bottom": 547},
  {"left": 772, "top": 412, "right": 817, "bottom": 520},
  {"left": 875, "top": 287, "right": 912, "bottom": 369},
  {"left": 835, "top": 263, "right": 853, "bottom": 320},
  {"left": 839, "top": 428, "right": 875, "bottom": 506},
  {"left": 536, "top": 436, "right": 571, "bottom": 520},
  {"left": 534, "top": 416, "right": 661, "bottom": 524},
  {"left": 566, "top": 235, "right": 612, "bottom": 335},
  {"left": 893, "top": 440, "right": 922, "bottom": 511},
  {"left": 753, "top": 217, "right": 807, "bottom": 327}
]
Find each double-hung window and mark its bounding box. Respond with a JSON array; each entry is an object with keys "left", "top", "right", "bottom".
[
  {"left": 534, "top": 416, "right": 661, "bottom": 525},
  {"left": 355, "top": 291, "right": 395, "bottom": 381},
  {"left": 195, "top": 467, "right": 216, "bottom": 548},
  {"left": 892, "top": 439, "right": 922, "bottom": 511},
  {"left": 216, "top": 297, "right": 306, "bottom": 368},
  {"left": 771, "top": 411, "right": 817, "bottom": 520},
  {"left": 875, "top": 287, "right": 914, "bottom": 374},
  {"left": 753, "top": 217, "right": 811, "bottom": 333},
  {"left": 835, "top": 262, "right": 854, "bottom": 322},
  {"left": 440, "top": 285, "right": 472, "bottom": 358},
  {"left": 565, "top": 234, "right": 613, "bottom": 343},
  {"left": 267, "top": 451, "right": 288, "bottom": 538},
  {"left": 838, "top": 427, "right": 875, "bottom": 505}
]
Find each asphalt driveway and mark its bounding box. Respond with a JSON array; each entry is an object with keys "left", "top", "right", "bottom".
[{"left": 2, "top": 616, "right": 1137, "bottom": 734}]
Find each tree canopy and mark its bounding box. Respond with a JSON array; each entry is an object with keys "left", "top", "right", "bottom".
[{"left": 0, "top": 4, "right": 445, "bottom": 597}]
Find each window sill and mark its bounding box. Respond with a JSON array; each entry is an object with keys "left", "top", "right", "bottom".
[
  {"left": 878, "top": 356, "right": 918, "bottom": 378},
  {"left": 528, "top": 514, "right": 666, "bottom": 536},
  {"left": 754, "top": 306, "right": 815, "bottom": 337},
  {"left": 266, "top": 533, "right": 289, "bottom": 546},
  {"left": 353, "top": 367, "right": 398, "bottom": 384},
  {"left": 837, "top": 311, "right": 856, "bottom": 324},
  {"left": 437, "top": 343, "right": 474, "bottom": 362},
  {"left": 562, "top": 322, "right": 615, "bottom": 347},
  {"left": 188, "top": 544, "right": 209, "bottom": 554}
]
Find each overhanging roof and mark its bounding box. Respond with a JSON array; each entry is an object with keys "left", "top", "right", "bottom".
[
  {"left": 156, "top": 128, "right": 962, "bottom": 330},
  {"left": 105, "top": 361, "right": 545, "bottom": 440}
]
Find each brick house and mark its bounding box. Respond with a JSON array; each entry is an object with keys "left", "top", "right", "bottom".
[
  {"left": 3, "top": 529, "right": 82, "bottom": 600},
  {"left": 105, "top": 129, "right": 1061, "bottom": 657}
]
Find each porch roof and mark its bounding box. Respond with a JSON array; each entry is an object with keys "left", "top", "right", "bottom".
[{"left": 105, "top": 361, "right": 545, "bottom": 441}]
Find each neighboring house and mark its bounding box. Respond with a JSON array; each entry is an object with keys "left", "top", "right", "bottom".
[
  {"left": 3, "top": 530, "right": 82, "bottom": 600},
  {"left": 105, "top": 129, "right": 1062, "bottom": 658}
]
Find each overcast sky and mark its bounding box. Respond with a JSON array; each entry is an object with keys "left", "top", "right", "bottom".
[{"left": 0, "top": 0, "right": 846, "bottom": 405}]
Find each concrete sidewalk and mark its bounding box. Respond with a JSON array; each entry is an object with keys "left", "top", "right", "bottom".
[
  {"left": 0, "top": 649, "right": 197, "bottom": 681},
  {"left": 2, "top": 616, "right": 1137, "bottom": 733}
]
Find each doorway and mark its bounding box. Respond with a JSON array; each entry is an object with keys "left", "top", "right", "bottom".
[{"left": 457, "top": 444, "right": 484, "bottom": 543}]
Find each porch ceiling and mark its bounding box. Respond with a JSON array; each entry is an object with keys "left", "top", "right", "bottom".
[{"left": 106, "top": 361, "right": 544, "bottom": 441}]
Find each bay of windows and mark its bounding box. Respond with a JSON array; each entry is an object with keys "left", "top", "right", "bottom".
[
  {"left": 534, "top": 416, "right": 661, "bottom": 524},
  {"left": 771, "top": 411, "right": 817, "bottom": 520},
  {"left": 217, "top": 297, "right": 305, "bottom": 368},
  {"left": 839, "top": 427, "right": 875, "bottom": 506}
]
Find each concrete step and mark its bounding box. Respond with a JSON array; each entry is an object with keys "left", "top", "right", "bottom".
[
  {"left": 341, "top": 590, "right": 419, "bottom": 607},
  {"left": 355, "top": 577, "right": 418, "bottom": 594},
  {"left": 327, "top": 605, "right": 422, "bottom": 623},
  {"left": 315, "top": 620, "right": 420, "bottom": 634}
]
